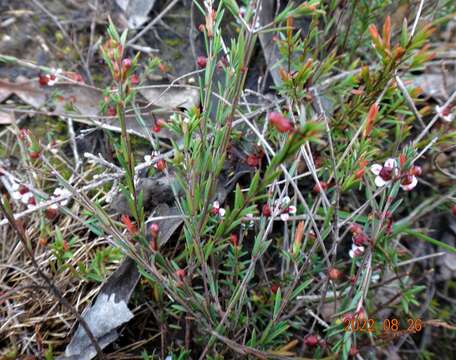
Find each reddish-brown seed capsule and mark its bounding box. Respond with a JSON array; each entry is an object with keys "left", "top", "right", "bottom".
[
  {"left": 197, "top": 56, "right": 208, "bottom": 69},
  {"left": 262, "top": 203, "right": 271, "bottom": 217},
  {"left": 45, "top": 207, "right": 58, "bottom": 220},
  {"left": 328, "top": 267, "right": 343, "bottom": 281},
  {"left": 270, "top": 283, "right": 279, "bottom": 294},
  {"left": 29, "top": 151, "right": 41, "bottom": 159},
  {"left": 18, "top": 185, "right": 29, "bottom": 195},
  {"left": 304, "top": 334, "right": 319, "bottom": 347},
  {"left": 313, "top": 181, "right": 328, "bottom": 193},
  {"left": 38, "top": 74, "right": 49, "bottom": 86}
]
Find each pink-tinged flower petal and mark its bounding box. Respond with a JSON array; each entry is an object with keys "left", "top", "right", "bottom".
[
  {"left": 400, "top": 175, "right": 417, "bottom": 191},
  {"left": 436, "top": 105, "right": 454, "bottom": 122},
  {"left": 21, "top": 192, "right": 33, "bottom": 204},
  {"left": 212, "top": 201, "right": 220, "bottom": 209},
  {"left": 12, "top": 191, "right": 22, "bottom": 200},
  {"left": 384, "top": 158, "right": 397, "bottom": 169},
  {"left": 280, "top": 213, "right": 289, "bottom": 221},
  {"left": 370, "top": 164, "right": 382, "bottom": 175},
  {"left": 288, "top": 205, "right": 297, "bottom": 215},
  {"left": 374, "top": 176, "right": 388, "bottom": 187},
  {"left": 350, "top": 245, "right": 365, "bottom": 258}
]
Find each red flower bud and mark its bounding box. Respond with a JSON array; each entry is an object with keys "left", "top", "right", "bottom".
[
  {"left": 304, "top": 334, "right": 319, "bottom": 347},
  {"left": 153, "top": 118, "right": 166, "bottom": 133},
  {"left": 230, "top": 233, "right": 238, "bottom": 247},
  {"left": 270, "top": 283, "right": 279, "bottom": 294},
  {"left": 176, "top": 269, "right": 186, "bottom": 281},
  {"left": 106, "top": 106, "right": 117, "bottom": 116},
  {"left": 130, "top": 73, "right": 140, "bottom": 85},
  {"left": 355, "top": 166, "right": 366, "bottom": 179},
  {"left": 159, "top": 63, "right": 167, "bottom": 73},
  {"left": 28, "top": 196, "right": 36, "bottom": 206},
  {"left": 349, "top": 346, "right": 358, "bottom": 357},
  {"left": 63, "top": 240, "right": 70, "bottom": 252},
  {"left": 246, "top": 154, "right": 259, "bottom": 167},
  {"left": 29, "top": 151, "right": 41, "bottom": 159},
  {"left": 269, "top": 112, "right": 294, "bottom": 133},
  {"left": 356, "top": 308, "right": 367, "bottom": 322},
  {"left": 155, "top": 159, "right": 166, "bottom": 172},
  {"left": 150, "top": 223, "right": 159, "bottom": 238},
  {"left": 38, "top": 74, "right": 49, "bottom": 86},
  {"left": 122, "top": 58, "right": 132, "bottom": 71},
  {"left": 121, "top": 214, "right": 138, "bottom": 235},
  {"left": 349, "top": 223, "right": 362, "bottom": 235},
  {"left": 399, "top": 153, "right": 407, "bottom": 167},
  {"left": 197, "top": 56, "right": 208, "bottom": 69},
  {"left": 452, "top": 204, "right": 456, "bottom": 216},
  {"left": 262, "top": 203, "right": 271, "bottom": 217},
  {"left": 343, "top": 312, "right": 354, "bottom": 323}
]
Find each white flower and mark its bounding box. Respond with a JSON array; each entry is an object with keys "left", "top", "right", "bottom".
[
  {"left": 47, "top": 68, "right": 62, "bottom": 86},
  {"left": 53, "top": 187, "right": 71, "bottom": 206},
  {"left": 371, "top": 273, "right": 380, "bottom": 283},
  {"left": 211, "top": 201, "right": 225, "bottom": 218},
  {"left": 144, "top": 155, "right": 152, "bottom": 164},
  {"left": 436, "top": 105, "right": 454, "bottom": 122},
  {"left": 21, "top": 192, "right": 33, "bottom": 205},
  {"left": 349, "top": 244, "right": 365, "bottom": 258},
  {"left": 49, "top": 203, "right": 59, "bottom": 210},
  {"left": 242, "top": 213, "right": 255, "bottom": 228},
  {"left": 281, "top": 196, "right": 291, "bottom": 206},
  {"left": 288, "top": 205, "right": 297, "bottom": 215},
  {"left": 280, "top": 213, "right": 289, "bottom": 221},
  {"left": 12, "top": 190, "right": 22, "bottom": 200},
  {"left": 370, "top": 158, "right": 398, "bottom": 187}
]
